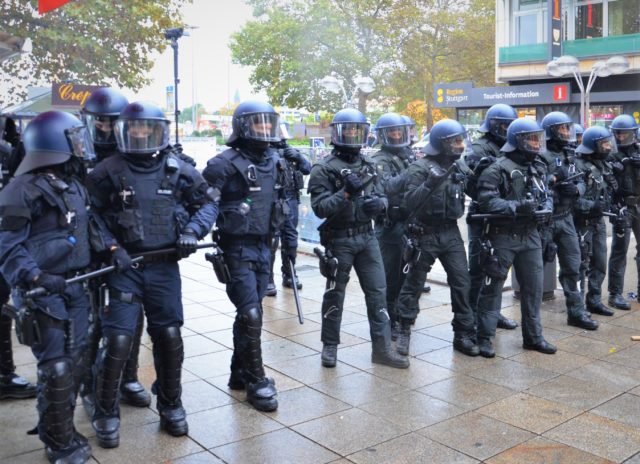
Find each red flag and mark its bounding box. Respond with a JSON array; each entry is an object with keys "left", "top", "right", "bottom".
[{"left": 39, "top": 0, "right": 72, "bottom": 14}]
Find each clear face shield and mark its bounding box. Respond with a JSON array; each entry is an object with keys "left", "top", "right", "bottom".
[
  {"left": 333, "top": 122, "right": 369, "bottom": 147},
  {"left": 489, "top": 118, "right": 514, "bottom": 141},
  {"left": 115, "top": 119, "right": 169, "bottom": 154},
  {"left": 517, "top": 130, "right": 546, "bottom": 158},
  {"left": 378, "top": 125, "right": 410, "bottom": 147},
  {"left": 550, "top": 122, "right": 576, "bottom": 144},
  {"left": 441, "top": 131, "right": 468, "bottom": 158},
  {"left": 239, "top": 113, "right": 280, "bottom": 142},
  {"left": 84, "top": 113, "right": 119, "bottom": 147},
  {"left": 593, "top": 135, "right": 617, "bottom": 159},
  {"left": 613, "top": 128, "right": 637, "bottom": 147},
  {"left": 65, "top": 126, "right": 96, "bottom": 164}
]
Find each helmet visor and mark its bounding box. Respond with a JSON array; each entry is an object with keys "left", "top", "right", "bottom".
[
  {"left": 332, "top": 122, "right": 368, "bottom": 147},
  {"left": 593, "top": 135, "right": 617, "bottom": 159},
  {"left": 84, "top": 114, "right": 118, "bottom": 147},
  {"left": 65, "top": 126, "right": 96, "bottom": 163},
  {"left": 550, "top": 122, "right": 576, "bottom": 143},
  {"left": 441, "top": 131, "right": 468, "bottom": 158},
  {"left": 516, "top": 130, "right": 546, "bottom": 156},
  {"left": 378, "top": 125, "right": 410, "bottom": 147},
  {"left": 489, "top": 117, "right": 514, "bottom": 141},
  {"left": 239, "top": 113, "right": 280, "bottom": 142},
  {"left": 115, "top": 119, "right": 169, "bottom": 154},
  {"left": 612, "top": 128, "right": 637, "bottom": 147}
]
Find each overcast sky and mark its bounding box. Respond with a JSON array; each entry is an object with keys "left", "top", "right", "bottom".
[{"left": 132, "top": 0, "right": 263, "bottom": 112}]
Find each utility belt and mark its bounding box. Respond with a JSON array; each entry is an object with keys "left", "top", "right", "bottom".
[
  {"left": 137, "top": 254, "right": 179, "bottom": 264},
  {"left": 109, "top": 290, "right": 143, "bottom": 304},
  {"left": 574, "top": 215, "right": 603, "bottom": 228},
  {"left": 321, "top": 223, "right": 372, "bottom": 240},
  {"left": 487, "top": 223, "right": 537, "bottom": 236},
  {"left": 408, "top": 220, "right": 457, "bottom": 236},
  {"left": 219, "top": 233, "right": 269, "bottom": 248},
  {"left": 552, "top": 209, "right": 572, "bottom": 219}
]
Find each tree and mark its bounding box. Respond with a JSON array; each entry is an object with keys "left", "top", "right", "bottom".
[
  {"left": 230, "top": 0, "right": 396, "bottom": 113},
  {"left": 179, "top": 103, "right": 207, "bottom": 124},
  {"left": 0, "top": 0, "right": 191, "bottom": 108}
]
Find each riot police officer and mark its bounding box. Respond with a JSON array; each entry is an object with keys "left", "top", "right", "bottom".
[
  {"left": 607, "top": 114, "right": 640, "bottom": 308},
  {"left": 539, "top": 111, "right": 598, "bottom": 330},
  {"left": 266, "top": 133, "right": 311, "bottom": 296},
  {"left": 0, "top": 111, "right": 99, "bottom": 463},
  {"left": 78, "top": 87, "right": 152, "bottom": 414},
  {"left": 575, "top": 124, "right": 584, "bottom": 146},
  {"left": 202, "top": 101, "right": 288, "bottom": 411},
  {"left": 371, "top": 113, "right": 413, "bottom": 338},
  {"left": 0, "top": 115, "right": 36, "bottom": 400},
  {"left": 86, "top": 101, "right": 216, "bottom": 447},
  {"left": 467, "top": 104, "right": 519, "bottom": 330},
  {"left": 308, "top": 108, "right": 409, "bottom": 369},
  {"left": 394, "top": 119, "right": 478, "bottom": 357},
  {"left": 475, "top": 118, "right": 556, "bottom": 357},
  {"left": 574, "top": 126, "right": 619, "bottom": 317}
]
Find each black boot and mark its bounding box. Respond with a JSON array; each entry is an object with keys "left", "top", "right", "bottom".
[
  {"left": 38, "top": 359, "right": 92, "bottom": 464},
  {"left": 497, "top": 314, "right": 518, "bottom": 330},
  {"left": 608, "top": 294, "right": 631, "bottom": 310},
  {"left": 568, "top": 312, "right": 599, "bottom": 330},
  {"left": 228, "top": 319, "right": 246, "bottom": 390},
  {"left": 478, "top": 338, "right": 495, "bottom": 358},
  {"left": 92, "top": 334, "right": 132, "bottom": 449},
  {"left": 587, "top": 301, "right": 614, "bottom": 316},
  {"left": 453, "top": 334, "right": 480, "bottom": 356},
  {"left": 241, "top": 306, "right": 278, "bottom": 411},
  {"left": 523, "top": 339, "right": 557, "bottom": 354},
  {"left": 390, "top": 320, "right": 400, "bottom": 342},
  {"left": 0, "top": 313, "right": 36, "bottom": 399},
  {"left": 371, "top": 346, "right": 409, "bottom": 369},
  {"left": 395, "top": 321, "right": 411, "bottom": 356},
  {"left": 321, "top": 344, "right": 337, "bottom": 368},
  {"left": 120, "top": 309, "right": 151, "bottom": 407},
  {"left": 150, "top": 327, "right": 188, "bottom": 437}
]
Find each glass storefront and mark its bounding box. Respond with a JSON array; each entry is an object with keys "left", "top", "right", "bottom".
[
  {"left": 575, "top": 2, "right": 604, "bottom": 39},
  {"left": 589, "top": 104, "right": 623, "bottom": 127}
]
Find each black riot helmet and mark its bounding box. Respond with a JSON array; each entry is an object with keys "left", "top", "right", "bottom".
[
  {"left": 226, "top": 100, "right": 280, "bottom": 146},
  {"left": 15, "top": 111, "right": 95, "bottom": 176},
  {"left": 81, "top": 87, "right": 129, "bottom": 149},
  {"left": 115, "top": 101, "right": 170, "bottom": 155},
  {"left": 376, "top": 112, "right": 410, "bottom": 148},
  {"left": 576, "top": 126, "right": 617, "bottom": 160},
  {"left": 541, "top": 111, "right": 575, "bottom": 146},
  {"left": 502, "top": 117, "right": 546, "bottom": 162},
  {"left": 423, "top": 119, "right": 467, "bottom": 159},
  {"left": 479, "top": 104, "right": 518, "bottom": 142},
  {"left": 330, "top": 108, "right": 369, "bottom": 148},
  {"left": 610, "top": 114, "right": 639, "bottom": 148}
]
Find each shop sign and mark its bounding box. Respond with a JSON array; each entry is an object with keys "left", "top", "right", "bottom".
[
  {"left": 51, "top": 83, "right": 103, "bottom": 108},
  {"left": 434, "top": 81, "right": 570, "bottom": 108}
]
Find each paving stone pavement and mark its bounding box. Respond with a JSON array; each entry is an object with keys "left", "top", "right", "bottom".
[{"left": 3, "top": 236, "right": 640, "bottom": 464}]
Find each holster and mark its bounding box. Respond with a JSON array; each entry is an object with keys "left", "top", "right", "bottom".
[
  {"left": 15, "top": 305, "right": 40, "bottom": 347},
  {"left": 401, "top": 234, "right": 421, "bottom": 273},
  {"left": 205, "top": 248, "right": 231, "bottom": 284}
]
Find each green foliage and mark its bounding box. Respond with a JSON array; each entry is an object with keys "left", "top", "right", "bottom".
[
  {"left": 232, "top": 0, "right": 494, "bottom": 127},
  {"left": 180, "top": 103, "right": 207, "bottom": 124},
  {"left": 0, "top": 0, "right": 191, "bottom": 107}
]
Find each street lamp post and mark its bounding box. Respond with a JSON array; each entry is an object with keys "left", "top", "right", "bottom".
[
  {"left": 546, "top": 54, "right": 629, "bottom": 127},
  {"left": 319, "top": 75, "right": 376, "bottom": 111},
  {"left": 164, "top": 27, "right": 188, "bottom": 144}
]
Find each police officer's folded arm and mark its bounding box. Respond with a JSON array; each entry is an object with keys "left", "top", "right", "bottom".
[
  {"left": 308, "top": 167, "right": 348, "bottom": 219},
  {"left": 477, "top": 169, "right": 516, "bottom": 215},
  {"left": 403, "top": 168, "right": 431, "bottom": 211}
]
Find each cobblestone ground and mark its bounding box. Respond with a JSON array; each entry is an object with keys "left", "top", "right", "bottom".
[{"left": 2, "top": 236, "right": 640, "bottom": 463}]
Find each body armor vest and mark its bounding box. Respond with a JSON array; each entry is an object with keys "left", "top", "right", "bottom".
[
  {"left": 217, "top": 148, "right": 283, "bottom": 236},
  {"left": 496, "top": 156, "right": 548, "bottom": 204},
  {"left": 372, "top": 149, "right": 409, "bottom": 211},
  {"left": 105, "top": 154, "right": 186, "bottom": 250},
  {"left": 24, "top": 174, "right": 91, "bottom": 274},
  {"left": 414, "top": 158, "right": 465, "bottom": 222}
]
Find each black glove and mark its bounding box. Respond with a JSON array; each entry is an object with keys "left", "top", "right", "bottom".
[
  {"left": 451, "top": 172, "right": 466, "bottom": 183},
  {"left": 343, "top": 173, "right": 363, "bottom": 195},
  {"left": 111, "top": 246, "right": 133, "bottom": 272},
  {"left": 34, "top": 273, "right": 66, "bottom": 295},
  {"left": 177, "top": 228, "right": 198, "bottom": 258},
  {"left": 515, "top": 199, "right": 537, "bottom": 216},
  {"left": 557, "top": 182, "right": 579, "bottom": 197},
  {"left": 362, "top": 197, "right": 385, "bottom": 216},
  {"left": 611, "top": 161, "right": 624, "bottom": 174},
  {"left": 474, "top": 156, "right": 494, "bottom": 175},
  {"left": 589, "top": 201, "right": 603, "bottom": 217},
  {"left": 282, "top": 147, "right": 301, "bottom": 162},
  {"left": 534, "top": 210, "right": 553, "bottom": 224},
  {"left": 424, "top": 168, "right": 446, "bottom": 190}
]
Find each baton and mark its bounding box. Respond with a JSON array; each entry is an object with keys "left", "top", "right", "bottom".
[{"left": 288, "top": 259, "right": 304, "bottom": 324}]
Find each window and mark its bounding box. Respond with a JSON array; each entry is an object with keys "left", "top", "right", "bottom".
[
  {"left": 575, "top": 2, "right": 604, "bottom": 39},
  {"left": 513, "top": 0, "right": 547, "bottom": 44},
  {"left": 608, "top": 0, "right": 640, "bottom": 36},
  {"left": 590, "top": 105, "right": 623, "bottom": 127}
]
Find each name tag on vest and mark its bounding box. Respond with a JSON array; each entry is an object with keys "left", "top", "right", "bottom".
[
  {"left": 249, "top": 186, "right": 262, "bottom": 192},
  {"left": 157, "top": 189, "right": 173, "bottom": 195}
]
